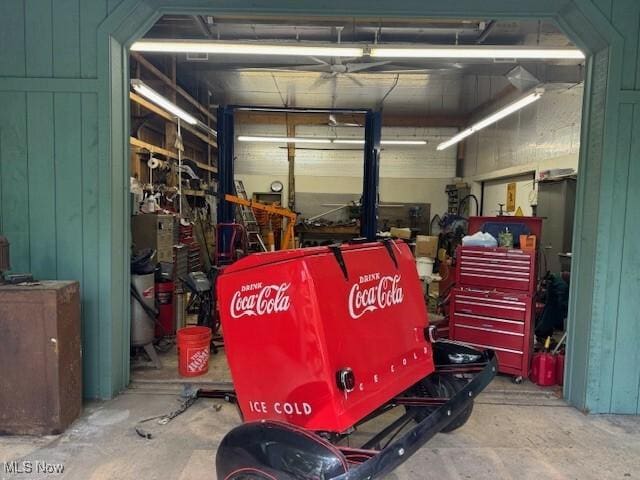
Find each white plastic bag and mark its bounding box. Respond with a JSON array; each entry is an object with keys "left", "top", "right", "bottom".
[{"left": 462, "top": 231, "right": 498, "bottom": 247}]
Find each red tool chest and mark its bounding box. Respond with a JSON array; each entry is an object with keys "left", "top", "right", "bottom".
[{"left": 451, "top": 246, "right": 536, "bottom": 379}]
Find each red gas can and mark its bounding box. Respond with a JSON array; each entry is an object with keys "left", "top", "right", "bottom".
[
  {"left": 217, "top": 241, "right": 435, "bottom": 433},
  {"left": 530, "top": 352, "right": 557, "bottom": 386},
  {"left": 555, "top": 353, "right": 565, "bottom": 386},
  {"left": 155, "top": 281, "right": 174, "bottom": 337}
]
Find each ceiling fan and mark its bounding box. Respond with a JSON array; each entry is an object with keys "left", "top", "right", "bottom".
[{"left": 239, "top": 56, "right": 392, "bottom": 89}]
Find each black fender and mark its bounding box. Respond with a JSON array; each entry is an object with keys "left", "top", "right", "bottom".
[
  {"left": 432, "top": 339, "right": 489, "bottom": 366},
  {"left": 216, "top": 420, "right": 348, "bottom": 480}
]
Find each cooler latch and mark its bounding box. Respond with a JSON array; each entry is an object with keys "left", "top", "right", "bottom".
[
  {"left": 382, "top": 239, "right": 399, "bottom": 269},
  {"left": 329, "top": 244, "right": 349, "bottom": 280}
]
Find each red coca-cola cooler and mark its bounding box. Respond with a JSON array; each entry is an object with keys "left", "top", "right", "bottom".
[
  {"left": 213, "top": 240, "right": 497, "bottom": 480},
  {"left": 218, "top": 241, "right": 433, "bottom": 432}
]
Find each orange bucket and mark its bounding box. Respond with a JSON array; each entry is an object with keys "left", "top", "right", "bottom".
[
  {"left": 519, "top": 235, "right": 537, "bottom": 252},
  {"left": 177, "top": 326, "right": 211, "bottom": 377}
]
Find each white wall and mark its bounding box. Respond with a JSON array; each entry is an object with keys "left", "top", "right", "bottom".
[
  {"left": 482, "top": 173, "right": 536, "bottom": 216},
  {"left": 462, "top": 84, "right": 583, "bottom": 214},
  {"left": 463, "top": 85, "right": 583, "bottom": 178},
  {"left": 235, "top": 123, "right": 458, "bottom": 216}
]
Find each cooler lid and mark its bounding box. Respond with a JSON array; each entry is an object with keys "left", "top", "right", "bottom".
[
  {"left": 221, "top": 241, "right": 391, "bottom": 274},
  {"left": 222, "top": 246, "right": 326, "bottom": 273}
]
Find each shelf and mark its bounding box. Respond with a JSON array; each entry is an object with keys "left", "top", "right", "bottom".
[{"left": 129, "top": 137, "right": 218, "bottom": 174}]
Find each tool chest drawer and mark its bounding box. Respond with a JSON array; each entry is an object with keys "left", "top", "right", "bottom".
[
  {"left": 456, "top": 246, "right": 535, "bottom": 292},
  {"left": 452, "top": 289, "right": 529, "bottom": 321},
  {"left": 453, "top": 323, "right": 525, "bottom": 352},
  {"left": 452, "top": 312, "right": 525, "bottom": 335}
]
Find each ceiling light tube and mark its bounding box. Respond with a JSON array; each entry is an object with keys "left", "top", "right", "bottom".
[
  {"left": 333, "top": 139, "right": 427, "bottom": 145},
  {"left": 370, "top": 46, "right": 584, "bottom": 60},
  {"left": 237, "top": 136, "right": 332, "bottom": 144},
  {"left": 132, "top": 40, "right": 363, "bottom": 58},
  {"left": 437, "top": 88, "right": 544, "bottom": 151},
  {"left": 332, "top": 139, "right": 365, "bottom": 145},
  {"left": 131, "top": 79, "right": 199, "bottom": 125},
  {"left": 381, "top": 140, "right": 427, "bottom": 145}
]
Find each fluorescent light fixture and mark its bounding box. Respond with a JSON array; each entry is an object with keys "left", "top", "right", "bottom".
[
  {"left": 381, "top": 140, "right": 427, "bottom": 145},
  {"left": 437, "top": 88, "right": 544, "bottom": 151},
  {"left": 241, "top": 137, "right": 427, "bottom": 146},
  {"left": 131, "top": 79, "right": 198, "bottom": 125},
  {"left": 237, "top": 136, "right": 332, "bottom": 144},
  {"left": 370, "top": 46, "right": 584, "bottom": 60},
  {"left": 334, "top": 139, "right": 426, "bottom": 145},
  {"left": 334, "top": 139, "right": 427, "bottom": 145},
  {"left": 132, "top": 40, "right": 363, "bottom": 58},
  {"left": 332, "top": 139, "right": 365, "bottom": 145}
]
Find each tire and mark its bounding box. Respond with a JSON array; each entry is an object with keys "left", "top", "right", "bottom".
[{"left": 406, "top": 374, "right": 474, "bottom": 433}]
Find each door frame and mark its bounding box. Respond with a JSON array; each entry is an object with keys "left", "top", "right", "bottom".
[{"left": 96, "top": 0, "right": 625, "bottom": 412}]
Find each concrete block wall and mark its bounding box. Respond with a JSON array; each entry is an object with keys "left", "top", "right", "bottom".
[
  {"left": 463, "top": 84, "right": 584, "bottom": 179},
  {"left": 235, "top": 124, "right": 458, "bottom": 216}
]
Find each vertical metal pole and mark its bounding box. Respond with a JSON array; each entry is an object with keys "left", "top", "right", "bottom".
[
  {"left": 361, "top": 110, "right": 381, "bottom": 240},
  {"left": 177, "top": 118, "right": 183, "bottom": 217},
  {"left": 217, "top": 105, "right": 235, "bottom": 223},
  {"left": 216, "top": 106, "right": 235, "bottom": 259}
]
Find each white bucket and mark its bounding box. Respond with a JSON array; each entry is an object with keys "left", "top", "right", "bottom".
[{"left": 416, "top": 257, "right": 435, "bottom": 278}]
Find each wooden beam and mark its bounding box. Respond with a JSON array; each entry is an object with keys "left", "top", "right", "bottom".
[
  {"left": 131, "top": 52, "right": 216, "bottom": 124},
  {"left": 130, "top": 92, "right": 217, "bottom": 149},
  {"left": 286, "top": 118, "right": 295, "bottom": 209},
  {"left": 234, "top": 111, "right": 467, "bottom": 127},
  {"left": 129, "top": 137, "right": 218, "bottom": 173},
  {"left": 130, "top": 136, "right": 177, "bottom": 159}
]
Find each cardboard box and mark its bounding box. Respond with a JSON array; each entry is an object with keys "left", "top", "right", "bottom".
[
  {"left": 415, "top": 235, "right": 438, "bottom": 258},
  {"left": 390, "top": 227, "right": 412, "bottom": 239}
]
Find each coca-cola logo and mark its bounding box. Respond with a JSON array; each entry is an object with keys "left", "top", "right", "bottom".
[
  {"left": 230, "top": 282, "right": 291, "bottom": 319},
  {"left": 348, "top": 273, "right": 404, "bottom": 319}
]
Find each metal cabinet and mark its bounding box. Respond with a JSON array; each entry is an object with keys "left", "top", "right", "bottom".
[
  {"left": 537, "top": 178, "right": 576, "bottom": 274},
  {"left": 0, "top": 281, "right": 82, "bottom": 434}
]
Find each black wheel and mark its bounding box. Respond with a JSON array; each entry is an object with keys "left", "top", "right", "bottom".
[
  {"left": 406, "top": 374, "right": 474, "bottom": 433},
  {"left": 513, "top": 376, "right": 523, "bottom": 384}
]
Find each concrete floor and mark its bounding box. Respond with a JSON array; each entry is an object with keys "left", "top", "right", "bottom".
[{"left": 2, "top": 376, "right": 640, "bottom": 480}]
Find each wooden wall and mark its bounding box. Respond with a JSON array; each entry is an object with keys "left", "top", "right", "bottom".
[
  {"left": 0, "top": 0, "right": 123, "bottom": 399},
  {"left": 0, "top": 0, "right": 639, "bottom": 410}
]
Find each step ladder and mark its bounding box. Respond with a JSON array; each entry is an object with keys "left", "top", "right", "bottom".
[{"left": 234, "top": 180, "right": 267, "bottom": 252}]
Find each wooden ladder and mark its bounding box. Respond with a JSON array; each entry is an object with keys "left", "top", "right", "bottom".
[{"left": 234, "top": 180, "right": 267, "bottom": 252}]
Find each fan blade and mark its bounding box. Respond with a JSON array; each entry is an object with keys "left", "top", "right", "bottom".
[
  {"left": 282, "top": 64, "right": 333, "bottom": 72},
  {"left": 308, "top": 75, "right": 331, "bottom": 91},
  {"left": 345, "top": 61, "right": 391, "bottom": 73},
  {"left": 237, "top": 64, "right": 332, "bottom": 72},
  {"left": 308, "top": 56, "right": 329, "bottom": 66},
  {"left": 346, "top": 74, "right": 364, "bottom": 87}
]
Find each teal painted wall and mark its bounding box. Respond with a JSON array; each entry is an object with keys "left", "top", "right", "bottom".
[{"left": 0, "top": 0, "right": 638, "bottom": 411}]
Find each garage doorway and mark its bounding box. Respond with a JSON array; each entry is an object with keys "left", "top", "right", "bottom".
[{"left": 97, "top": 0, "right": 622, "bottom": 412}]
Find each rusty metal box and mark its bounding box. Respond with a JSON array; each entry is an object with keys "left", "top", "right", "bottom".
[{"left": 0, "top": 281, "right": 82, "bottom": 435}]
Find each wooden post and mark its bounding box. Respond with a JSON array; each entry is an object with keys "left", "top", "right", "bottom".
[{"left": 286, "top": 116, "right": 295, "bottom": 210}]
